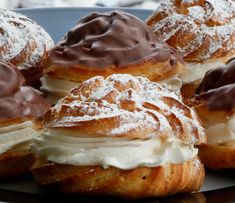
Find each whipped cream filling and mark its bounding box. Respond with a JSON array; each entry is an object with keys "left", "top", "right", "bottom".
[
  {"left": 159, "top": 75, "right": 182, "bottom": 91},
  {"left": 0, "top": 121, "right": 41, "bottom": 154},
  {"left": 206, "top": 115, "right": 235, "bottom": 145},
  {"left": 33, "top": 129, "right": 198, "bottom": 170},
  {"left": 179, "top": 60, "right": 225, "bottom": 84},
  {"left": 40, "top": 74, "right": 80, "bottom": 104}
]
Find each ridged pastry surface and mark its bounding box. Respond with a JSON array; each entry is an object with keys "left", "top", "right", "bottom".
[
  {"left": 147, "top": 0, "right": 235, "bottom": 61},
  {"left": 45, "top": 74, "right": 205, "bottom": 144},
  {"left": 0, "top": 9, "right": 54, "bottom": 69},
  {"left": 31, "top": 157, "right": 205, "bottom": 198}
]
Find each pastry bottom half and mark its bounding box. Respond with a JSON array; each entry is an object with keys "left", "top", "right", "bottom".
[
  {"left": 199, "top": 142, "right": 235, "bottom": 170},
  {"left": 31, "top": 156, "right": 204, "bottom": 199},
  {"left": 0, "top": 149, "right": 35, "bottom": 179}
]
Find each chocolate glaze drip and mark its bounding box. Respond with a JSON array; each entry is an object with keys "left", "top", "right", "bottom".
[
  {"left": 195, "top": 58, "right": 235, "bottom": 111},
  {"left": 49, "top": 11, "right": 182, "bottom": 69},
  {"left": 0, "top": 62, "right": 51, "bottom": 121}
]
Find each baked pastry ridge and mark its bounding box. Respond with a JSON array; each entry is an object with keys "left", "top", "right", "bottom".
[
  {"left": 0, "top": 62, "right": 51, "bottom": 178},
  {"left": 41, "top": 10, "right": 184, "bottom": 104},
  {"left": 147, "top": 0, "right": 235, "bottom": 86},
  {"left": 32, "top": 74, "right": 206, "bottom": 198},
  {"left": 0, "top": 9, "right": 54, "bottom": 85}
]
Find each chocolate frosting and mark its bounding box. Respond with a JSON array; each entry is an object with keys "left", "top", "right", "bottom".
[
  {"left": 0, "top": 62, "right": 51, "bottom": 121},
  {"left": 48, "top": 11, "right": 181, "bottom": 69},
  {"left": 195, "top": 58, "right": 235, "bottom": 111}
]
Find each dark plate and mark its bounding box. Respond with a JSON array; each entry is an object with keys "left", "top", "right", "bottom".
[{"left": 1, "top": 7, "right": 235, "bottom": 203}]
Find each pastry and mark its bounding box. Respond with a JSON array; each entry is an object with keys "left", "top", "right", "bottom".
[
  {"left": 0, "top": 62, "right": 51, "bottom": 178},
  {"left": 146, "top": 0, "right": 235, "bottom": 97},
  {"left": 0, "top": 9, "right": 54, "bottom": 86},
  {"left": 31, "top": 74, "right": 206, "bottom": 198},
  {"left": 192, "top": 58, "right": 235, "bottom": 170},
  {"left": 41, "top": 10, "right": 184, "bottom": 104}
]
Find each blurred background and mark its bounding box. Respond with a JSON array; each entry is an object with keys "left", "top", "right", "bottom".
[{"left": 0, "top": 0, "right": 160, "bottom": 9}]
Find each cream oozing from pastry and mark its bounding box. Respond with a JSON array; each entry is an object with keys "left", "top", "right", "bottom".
[
  {"left": 33, "top": 129, "right": 198, "bottom": 170},
  {"left": 206, "top": 115, "right": 235, "bottom": 145},
  {"left": 159, "top": 76, "right": 182, "bottom": 91},
  {"left": 40, "top": 74, "right": 80, "bottom": 104},
  {"left": 0, "top": 121, "right": 41, "bottom": 154},
  {"left": 180, "top": 59, "right": 225, "bottom": 84}
]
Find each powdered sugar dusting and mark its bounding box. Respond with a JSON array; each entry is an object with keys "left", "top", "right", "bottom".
[
  {"left": 188, "top": 6, "right": 205, "bottom": 21},
  {"left": 147, "top": 0, "right": 235, "bottom": 61},
  {"left": 48, "top": 74, "right": 205, "bottom": 144},
  {"left": 182, "top": 0, "right": 200, "bottom": 3},
  {"left": 205, "top": 0, "right": 234, "bottom": 23},
  {"left": 0, "top": 9, "right": 54, "bottom": 69}
]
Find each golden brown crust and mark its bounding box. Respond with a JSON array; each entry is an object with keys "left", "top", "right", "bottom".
[
  {"left": 45, "top": 74, "right": 206, "bottom": 144},
  {"left": 19, "top": 57, "right": 47, "bottom": 87},
  {"left": 0, "top": 120, "right": 44, "bottom": 178},
  {"left": 0, "top": 9, "right": 54, "bottom": 85},
  {"left": 0, "top": 149, "right": 35, "bottom": 179},
  {"left": 31, "top": 157, "right": 204, "bottom": 199},
  {"left": 181, "top": 83, "right": 201, "bottom": 102},
  {"left": 146, "top": 0, "right": 235, "bottom": 62},
  {"left": 46, "top": 57, "right": 185, "bottom": 84},
  {"left": 199, "top": 142, "right": 235, "bottom": 170}
]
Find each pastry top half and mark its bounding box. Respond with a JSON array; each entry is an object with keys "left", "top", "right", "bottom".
[
  {"left": 195, "top": 57, "right": 235, "bottom": 111},
  {"left": 45, "top": 74, "right": 205, "bottom": 143},
  {"left": 0, "top": 62, "right": 51, "bottom": 124},
  {"left": 34, "top": 74, "right": 206, "bottom": 170},
  {"left": 147, "top": 0, "right": 235, "bottom": 62},
  {"left": 0, "top": 9, "right": 54, "bottom": 84},
  {"left": 45, "top": 11, "right": 184, "bottom": 83}
]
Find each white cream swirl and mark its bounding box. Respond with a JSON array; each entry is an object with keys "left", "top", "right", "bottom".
[
  {"left": 40, "top": 74, "right": 80, "bottom": 104},
  {"left": 206, "top": 115, "right": 235, "bottom": 144},
  {"left": 32, "top": 129, "right": 198, "bottom": 170},
  {"left": 180, "top": 59, "right": 225, "bottom": 84},
  {"left": 0, "top": 121, "right": 40, "bottom": 154},
  {"left": 159, "top": 76, "right": 182, "bottom": 91}
]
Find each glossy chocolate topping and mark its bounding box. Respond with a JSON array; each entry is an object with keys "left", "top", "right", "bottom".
[
  {"left": 49, "top": 11, "right": 181, "bottom": 69},
  {"left": 0, "top": 62, "right": 51, "bottom": 121},
  {"left": 195, "top": 58, "right": 235, "bottom": 111}
]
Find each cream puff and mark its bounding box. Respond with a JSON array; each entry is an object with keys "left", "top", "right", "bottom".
[
  {"left": 0, "top": 62, "right": 51, "bottom": 178},
  {"left": 41, "top": 10, "right": 185, "bottom": 104},
  {"left": 31, "top": 74, "right": 206, "bottom": 198},
  {"left": 191, "top": 57, "right": 235, "bottom": 170},
  {"left": 147, "top": 0, "right": 235, "bottom": 97},
  {"left": 0, "top": 9, "right": 54, "bottom": 86}
]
